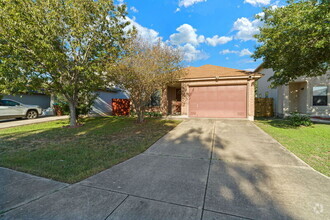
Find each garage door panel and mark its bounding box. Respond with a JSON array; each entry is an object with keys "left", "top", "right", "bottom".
[{"left": 189, "top": 85, "right": 247, "bottom": 118}]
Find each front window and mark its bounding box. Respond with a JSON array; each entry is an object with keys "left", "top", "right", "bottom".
[
  {"left": 149, "top": 91, "right": 161, "bottom": 107},
  {"left": 313, "top": 86, "right": 328, "bottom": 106},
  {"left": 176, "top": 89, "right": 181, "bottom": 101}
]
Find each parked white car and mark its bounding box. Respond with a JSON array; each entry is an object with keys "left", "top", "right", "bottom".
[{"left": 0, "top": 99, "right": 43, "bottom": 119}]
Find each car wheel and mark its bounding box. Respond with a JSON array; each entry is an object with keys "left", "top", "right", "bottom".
[{"left": 26, "top": 110, "right": 38, "bottom": 119}]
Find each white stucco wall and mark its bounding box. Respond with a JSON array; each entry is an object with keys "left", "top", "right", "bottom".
[
  {"left": 256, "top": 68, "right": 278, "bottom": 112},
  {"left": 257, "top": 68, "right": 330, "bottom": 117},
  {"left": 294, "top": 73, "right": 330, "bottom": 117}
]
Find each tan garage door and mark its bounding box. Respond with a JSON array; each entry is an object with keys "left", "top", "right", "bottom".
[{"left": 189, "top": 85, "right": 247, "bottom": 118}]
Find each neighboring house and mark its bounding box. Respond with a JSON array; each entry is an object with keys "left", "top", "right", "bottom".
[
  {"left": 3, "top": 89, "right": 129, "bottom": 116},
  {"left": 256, "top": 65, "right": 330, "bottom": 117},
  {"left": 161, "top": 65, "right": 262, "bottom": 120},
  {"left": 90, "top": 89, "right": 129, "bottom": 116},
  {"left": 3, "top": 93, "right": 51, "bottom": 109}
]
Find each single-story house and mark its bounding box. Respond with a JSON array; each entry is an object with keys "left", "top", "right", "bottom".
[
  {"left": 161, "top": 65, "right": 262, "bottom": 121},
  {"left": 3, "top": 89, "right": 128, "bottom": 116},
  {"left": 256, "top": 64, "right": 330, "bottom": 117}
]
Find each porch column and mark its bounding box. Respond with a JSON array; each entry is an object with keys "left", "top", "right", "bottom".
[
  {"left": 283, "top": 85, "right": 290, "bottom": 117},
  {"left": 247, "top": 80, "right": 255, "bottom": 121},
  {"left": 181, "top": 82, "right": 189, "bottom": 116}
]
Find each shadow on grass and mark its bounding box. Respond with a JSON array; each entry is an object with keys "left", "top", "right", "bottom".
[{"left": 255, "top": 117, "right": 297, "bottom": 129}]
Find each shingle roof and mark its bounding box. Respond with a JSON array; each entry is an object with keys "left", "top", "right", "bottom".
[{"left": 182, "top": 64, "right": 261, "bottom": 79}]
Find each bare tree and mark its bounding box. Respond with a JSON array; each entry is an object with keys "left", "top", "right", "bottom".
[{"left": 109, "top": 38, "right": 186, "bottom": 123}]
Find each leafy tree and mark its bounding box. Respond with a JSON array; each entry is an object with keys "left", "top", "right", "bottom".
[
  {"left": 0, "top": 0, "right": 131, "bottom": 126},
  {"left": 253, "top": 0, "right": 330, "bottom": 87},
  {"left": 54, "top": 91, "right": 97, "bottom": 123},
  {"left": 108, "top": 38, "right": 186, "bottom": 123}
]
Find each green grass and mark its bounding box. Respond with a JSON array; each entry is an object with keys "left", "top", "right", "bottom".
[
  {"left": 255, "top": 119, "right": 330, "bottom": 176},
  {"left": 0, "top": 117, "right": 180, "bottom": 183}
]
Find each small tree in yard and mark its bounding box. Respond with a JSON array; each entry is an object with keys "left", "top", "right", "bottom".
[
  {"left": 109, "top": 38, "right": 186, "bottom": 123},
  {"left": 0, "top": 0, "right": 131, "bottom": 127},
  {"left": 253, "top": 0, "right": 330, "bottom": 87}
]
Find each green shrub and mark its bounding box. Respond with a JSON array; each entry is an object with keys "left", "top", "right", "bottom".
[
  {"left": 130, "top": 111, "right": 162, "bottom": 118},
  {"left": 129, "top": 111, "right": 136, "bottom": 117},
  {"left": 53, "top": 92, "right": 96, "bottom": 121},
  {"left": 58, "top": 101, "right": 70, "bottom": 115},
  {"left": 147, "top": 112, "right": 162, "bottom": 118},
  {"left": 288, "top": 113, "right": 312, "bottom": 127}
]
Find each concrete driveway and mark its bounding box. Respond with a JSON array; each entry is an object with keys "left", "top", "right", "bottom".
[
  {"left": 1, "top": 119, "right": 329, "bottom": 219},
  {"left": 0, "top": 116, "right": 68, "bottom": 129}
]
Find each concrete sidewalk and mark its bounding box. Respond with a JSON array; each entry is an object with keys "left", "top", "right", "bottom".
[
  {"left": 1, "top": 119, "right": 329, "bottom": 219},
  {"left": 0, "top": 116, "right": 68, "bottom": 129},
  {"left": 0, "top": 167, "right": 68, "bottom": 214}
]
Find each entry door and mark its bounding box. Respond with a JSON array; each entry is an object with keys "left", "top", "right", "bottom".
[{"left": 189, "top": 85, "right": 247, "bottom": 118}]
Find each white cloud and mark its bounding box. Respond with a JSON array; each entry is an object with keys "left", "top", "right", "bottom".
[
  {"left": 175, "top": 8, "right": 181, "bottom": 13},
  {"left": 239, "top": 48, "right": 253, "bottom": 56},
  {"left": 198, "top": 35, "right": 205, "bottom": 43},
  {"left": 220, "top": 49, "right": 238, "bottom": 55},
  {"left": 130, "top": 6, "right": 139, "bottom": 13},
  {"left": 256, "top": 12, "right": 265, "bottom": 18},
  {"left": 125, "top": 17, "right": 161, "bottom": 43},
  {"left": 244, "top": 0, "right": 271, "bottom": 6},
  {"left": 117, "top": 0, "right": 124, "bottom": 5},
  {"left": 178, "top": 43, "right": 209, "bottom": 62},
  {"left": 206, "top": 35, "right": 232, "bottom": 46},
  {"left": 170, "top": 24, "right": 232, "bottom": 47},
  {"left": 170, "top": 24, "right": 204, "bottom": 46},
  {"left": 169, "top": 23, "right": 232, "bottom": 62},
  {"left": 220, "top": 48, "right": 253, "bottom": 56},
  {"left": 124, "top": 21, "right": 209, "bottom": 62},
  {"left": 232, "top": 17, "right": 262, "bottom": 41},
  {"left": 179, "top": 0, "right": 207, "bottom": 8}
]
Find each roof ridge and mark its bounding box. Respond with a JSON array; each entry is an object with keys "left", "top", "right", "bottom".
[
  {"left": 186, "top": 64, "right": 247, "bottom": 72},
  {"left": 182, "top": 64, "right": 262, "bottom": 79}
]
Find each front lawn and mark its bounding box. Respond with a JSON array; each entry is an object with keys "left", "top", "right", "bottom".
[
  {"left": 0, "top": 117, "right": 180, "bottom": 183},
  {"left": 255, "top": 119, "right": 330, "bottom": 176}
]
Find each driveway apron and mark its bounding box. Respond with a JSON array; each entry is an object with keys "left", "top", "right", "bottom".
[{"left": 1, "top": 119, "right": 329, "bottom": 220}]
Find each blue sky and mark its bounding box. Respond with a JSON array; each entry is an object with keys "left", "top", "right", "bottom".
[{"left": 118, "top": 0, "right": 283, "bottom": 71}]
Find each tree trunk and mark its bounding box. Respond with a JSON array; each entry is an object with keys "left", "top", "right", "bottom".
[
  {"left": 137, "top": 107, "right": 145, "bottom": 123},
  {"left": 68, "top": 101, "right": 77, "bottom": 127}
]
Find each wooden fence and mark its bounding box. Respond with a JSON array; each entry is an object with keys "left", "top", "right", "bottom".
[
  {"left": 112, "top": 99, "right": 130, "bottom": 116},
  {"left": 255, "top": 98, "right": 274, "bottom": 117}
]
